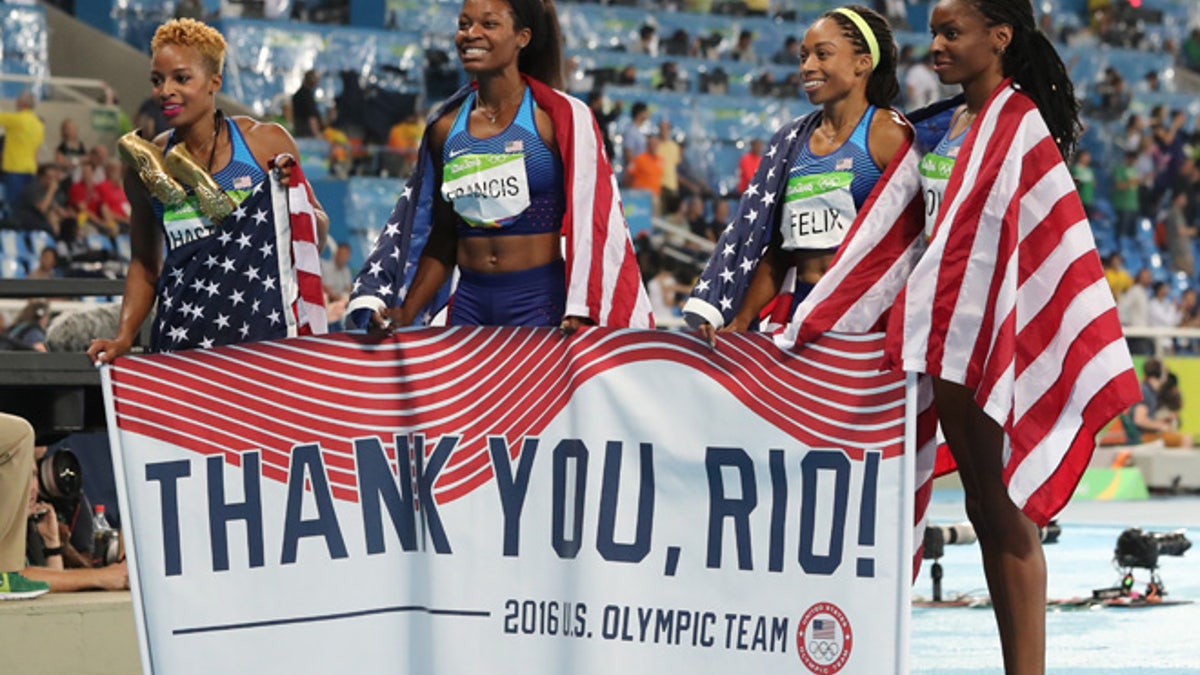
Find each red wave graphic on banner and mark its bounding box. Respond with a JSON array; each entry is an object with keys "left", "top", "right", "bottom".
[{"left": 109, "top": 328, "right": 904, "bottom": 504}]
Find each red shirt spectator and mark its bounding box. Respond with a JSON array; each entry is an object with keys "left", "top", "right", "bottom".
[{"left": 737, "top": 138, "right": 764, "bottom": 193}]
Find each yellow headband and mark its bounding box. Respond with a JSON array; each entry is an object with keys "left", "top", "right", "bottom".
[{"left": 833, "top": 7, "right": 879, "bottom": 70}]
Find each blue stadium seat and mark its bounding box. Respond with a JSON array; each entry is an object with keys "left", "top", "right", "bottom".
[{"left": 0, "top": 255, "right": 25, "bottom": 279}]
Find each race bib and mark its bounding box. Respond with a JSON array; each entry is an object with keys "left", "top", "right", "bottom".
[
  {"left": 919, "top": 152, "right": 954, "bottom": 240},
  {"left": 779, "top": 171, "right": 857, "bottom": 250},
  {"left": 442, "top": 152, "right": 531, "bottom": 228},
  {"left": 162, "top": 199, "right": 216, "bottom": 251}
]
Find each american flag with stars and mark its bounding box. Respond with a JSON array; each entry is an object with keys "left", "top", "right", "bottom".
[
  {"left": 152, "top": 163, "right": 325, "bottom": 351},
  {"left": 681, "top": 111, "right": 825, "bottom": 330}
]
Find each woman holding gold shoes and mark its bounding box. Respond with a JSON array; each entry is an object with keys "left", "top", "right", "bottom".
[{"left": 87, "top": 18, "right": 329, "bottom": 363}]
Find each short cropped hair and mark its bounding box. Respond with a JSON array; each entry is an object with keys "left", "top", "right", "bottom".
[{"left": 151, "top": 18, "right": 227, "bottom": 75}]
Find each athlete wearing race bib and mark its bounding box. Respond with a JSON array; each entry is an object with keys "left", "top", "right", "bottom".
[
  {"left": 780, "top": 105, "right": 882, "bottom": 251},
  {"left": 441, "top": 86, "right": 564, "bottom": 234},
  {"left": 917, "top": 114, "right": 967, "bottom": 239},
  {"left": 88, "top": 18, "right": 328, "bottom": 363},
  {"left": 683, "top": 5, "right": 910, "bottom": 343},
  {"left": 351, "top": 0, "right": 650, "bottom": 331}
]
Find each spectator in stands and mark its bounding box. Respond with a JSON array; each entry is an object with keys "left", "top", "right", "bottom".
[
  {"left": 88, "top": 18, "right": 329, "bottom": 363},
  {"left": 728, "top": 29, "right": 759, "bottom": 64},
  {"left": 1151, "top": 109, "right": 1189, "bottom": 206},
  {"left": 1119, "top": 267, "right": 1153, "bottom": 354},
  {"left": 656, "top": 61, "right": 688, "bottom": 93},
  {"left": 653, "top": 120, "right": 685, "bottom": 214},
  {"left": 616, "top": 65, "right": 637, "bottom": 86},
  {"left": 9, "top": 164, "right": 69, "bottom": 237},
  {"left": 346, "top": 0, "right": 650, "bottom": 331},
  {"left": 0, "top": 91, "right": 45, "bottom": 208},
  {"left": 1164, "top": 189, "right": 1196, "bottom": 278},
  {"left": 1182, "top": 27, "right": 1200, "bottom": 74},
  {"left": 1128, "top": 358, "right": 1192, "bottom": 447},
  {"left": 54, "top": 118, "right": 87, "bottom": 183},
  {"left": 736, "top": 138, "right": 762, "bottom": 194},
  {"left": 700, "top": 198, "right": 730, "bottom": 243},
  {"left": 629, "top": 24, "right": 658, "bottom": 57},
  {"left": 1135, "top": 70, "right": 1163, "bottom": 95},
  {"left": 640, "top": 248, "right": 685, "bottom": 321},
  {"left": 1149, "top": 280, "right": 1180, "bottom": 353},
  {"left": 772, "top": 35, "right": 803, "bottom": 65},
  {"left": 1103, "top": 251, "right": 1133, "bottom": 300},
  {"left": 1111, "top": 150, "right": 1140, "bottom": 242},
  {"left": 698, "top": 66, "right": 729, "bottom": 94},
  {"left": 1120, "top": 113, "right": 1145, "bottom": 153},
  {"left": 588, "top": 90, "right": 620, "bottom": 161},
  {"left": 695, "top": 31, "right": 724, "bottom": 61},
  {"left": 4, "top": 300, "right": 50, "bottom": 352},
  {"left": 686, "top": 5, "right": 908, "bottom": 344},
  {"left": 67, "top": 158, "right": 116, "bottom": 238},
  {"left": 1093, "top": 66, "right": 1129, "bottom": 120},
  {"left": 620, "top": 101, "right": 651, "bottom": 173},
  {"left": 55, "top": 217, "right": 90, "bottom": 268},
  {"left": 27, "top": 247, "right": 59, "bottom": 280},
  {"left": 902, "top": 46, "right": 940, "bottom": 110},
  {"left": 1070, "top": 148, "right": 1096, "bottom": 221},
  {"left": 97, "top": 158, "right": 131, "bottom": 234},
  {"left": 627, "top": 134, "right": 665, "bottom": 212},
  {"left": 662, "top": 28, "right": 691, "bottom": 58},
  {"left": 321, "top": 241, "right": 353, "bottom": 303},
  {"left": 0, "top": 414, "right": 49, "bottom": 600},
  {"left": 292, "top": 69, "right": 324, "bottom": 139},
  {"left": 383, "top": 111, "right": 425, "bottom": 177}
]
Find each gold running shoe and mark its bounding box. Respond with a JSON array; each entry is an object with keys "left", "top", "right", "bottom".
[
  {"left": 164, "top": 143, "right": 236, "bottom": 223},
  {"left": 117, "top": 131, "right": 187, "bottom": 206}
]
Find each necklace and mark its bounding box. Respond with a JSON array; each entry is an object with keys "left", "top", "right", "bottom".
[
  {"left": 206, "top": 110, "right": 223, "bottom": 172},
  {"left": 819, "top": 122, "right": 848, "bottom": 144},
  {"left": 476, "top": 98, "right": 501, "bottom": 124}
]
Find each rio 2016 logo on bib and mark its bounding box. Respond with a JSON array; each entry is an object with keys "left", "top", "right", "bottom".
[
  {"left": 780, "top": 171, "right": 856, "bottom": 251},
  {"left": 796, "top": 602, "right": 853, "bottom": 674},
  {"left": 442, "top": 152, "right": 531, "bottom": 228}
]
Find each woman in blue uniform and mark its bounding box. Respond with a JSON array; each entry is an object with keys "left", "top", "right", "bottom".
[
  {"left": 372, "top": 0, "right": 576, "bottom": 329},
  {"left": 88, "top": 18, "right": 327, "bottom": 362},
  {"left": 683, "top": 5, "right": 909, "bottom": 342}
]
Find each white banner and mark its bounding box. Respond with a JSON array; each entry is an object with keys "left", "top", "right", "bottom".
[{"left": 103, "top": 328, "right": 913, "bottom": 675}]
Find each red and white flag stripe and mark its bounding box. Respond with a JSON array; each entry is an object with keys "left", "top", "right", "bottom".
[{"left": 888, "top": 84, "right": 1140, "bottom": 524}]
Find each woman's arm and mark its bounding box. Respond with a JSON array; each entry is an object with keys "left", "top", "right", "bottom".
[
  {"left": 86, "top": 167, "right": 162, "bottom": 363},
  {"left": 869, "top": 109, "right": 914, "bottom": 172},
  {"left": 385, "top": 114, "right": 459, "bottom": 327}
]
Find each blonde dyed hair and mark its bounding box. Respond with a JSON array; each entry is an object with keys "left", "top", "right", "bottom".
[{"left": 151, "top": 18, "right": 227, "bottom": 75}]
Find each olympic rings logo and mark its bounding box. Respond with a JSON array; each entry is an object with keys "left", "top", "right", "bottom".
[
  {"left": 796, "top": 602, "right": 853, "bottom": 674},
  {"left": 807, "top": 639, "right": 841, "bottom": 661}
]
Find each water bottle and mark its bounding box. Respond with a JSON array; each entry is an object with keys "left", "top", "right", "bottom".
[{"left": 91, "top": 504, "right": 119, "bottom": 566}]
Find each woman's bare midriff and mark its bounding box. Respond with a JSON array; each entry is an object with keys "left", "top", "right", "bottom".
[{"left": 457, "top": 231, "right": 562, "bottom": 273}]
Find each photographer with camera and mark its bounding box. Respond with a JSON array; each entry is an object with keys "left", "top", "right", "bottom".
[{"left": 19, "top": 446, "right": 128, "bottom": 592}]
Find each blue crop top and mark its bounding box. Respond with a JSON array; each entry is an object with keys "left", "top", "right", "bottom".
[
  {"left": 441, "top": 86, "right": 565, "bottom": 237},
  {"left": 778, "top": 106, "right": 882, "bottom": 251},
  {"left": 153, "top": 115, "right": 268, "bottom": 250}
]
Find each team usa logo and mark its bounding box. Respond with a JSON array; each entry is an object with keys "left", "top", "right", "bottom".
[{"left": 796, "top": 602, "right": 852, "bottom": 674}]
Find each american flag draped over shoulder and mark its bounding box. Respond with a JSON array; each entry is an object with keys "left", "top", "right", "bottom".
[
  {"left": 151, "top": 164, "right": 326, "bottom": 351},
  {"left": 885, "top": 83, "right": 1140, "bottom": 525},
  {"left": 345, "top": 77, "right": 653, "bottom": 328},
  {"left": 778, "top": 98, "right": 961, "bottom": 346},
  {"left": 681, "top": 112, "right": 821, "bottom": 329}
]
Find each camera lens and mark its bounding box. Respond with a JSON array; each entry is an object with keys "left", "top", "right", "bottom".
[{"left": 37, "top": 449, "right": 82, "bottom": 500}]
